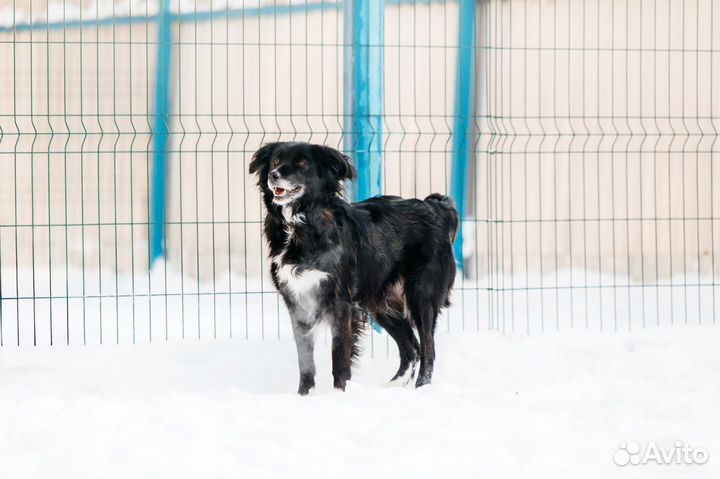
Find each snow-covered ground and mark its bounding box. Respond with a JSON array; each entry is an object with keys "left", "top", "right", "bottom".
[
  {"left": 1, "top": 325, "right": 718, "bottom": 477},
  {"left": 1, "top": 262, "right": 718, "bottom": 476}
]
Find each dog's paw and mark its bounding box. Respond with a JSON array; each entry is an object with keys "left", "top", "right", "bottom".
[
  {"left": 333, "top": 378, "right": 349, "bottom": 391},
  {"left": 414, "top": 373, "right": 432, "bottom": 388},
  {"left": 387, "top": 360, "right": 418, "bottom": 387},
  {"left": 297, "top": 385, "right": 315, "bottom": 396},
  {"left": 297, "top": 378, "right": 316, "bottom": 395},
  {"left": 340, "top": 381, "right": 363, "bottom": 393},
  {"left": 388, "top": 373, "right": 409, "bottom": 387},
  {"left": 387, "top": 378, "right": 408, "bottom": 388}
]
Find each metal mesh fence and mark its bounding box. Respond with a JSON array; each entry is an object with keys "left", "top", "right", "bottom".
[
  {"left": 0, "top": 0, "right": 718, "bottom": 346},
  {"left": 473, "top": 0, "right": 719, "bottom": 333}
]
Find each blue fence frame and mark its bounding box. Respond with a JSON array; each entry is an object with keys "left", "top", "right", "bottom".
[
  {"left": 0, "top": 2, "right": 341, "bottom": 33},
  {"left": 149, "top": 0, "right": 172, "bottom": 266},
  {"left": 347, "top": 0, "right": 384, "bottom": 202},
  {"left": 2, "top": 0, "right": 477, "bottom": 269},
  {"left": 450, "top": 0, "right": 477, "bottom": 270}
]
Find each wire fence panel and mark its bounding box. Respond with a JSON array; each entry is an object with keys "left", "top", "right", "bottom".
[
  {"left": 0, "top": 0, "right": 718, "bottom": 347},
  {"left": 473, "top": 0, "right": 719, "bottom": 333}
]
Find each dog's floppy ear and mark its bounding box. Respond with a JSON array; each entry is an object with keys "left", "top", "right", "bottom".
[
  {"left": 312, "top": 145, "right": 357, "bottom": 181},
  {"left": 249, "top": 142, "right": 282, "bottom": 175}
]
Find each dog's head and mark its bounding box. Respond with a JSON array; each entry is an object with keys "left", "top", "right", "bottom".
[{"left": 249, "top": 142, "right": 356, "bottom": 207}]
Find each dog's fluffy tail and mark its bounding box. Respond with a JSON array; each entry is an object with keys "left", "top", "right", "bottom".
[{"left": 424, "top": 193, "right": 459, "bottom": 243}]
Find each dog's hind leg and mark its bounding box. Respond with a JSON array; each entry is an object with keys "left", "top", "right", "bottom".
[
  {"left": 410, "top": 303, "right": 438, "bottom": 388},
  {"left": 405, "top": 276, "right": 440, "bottom": 388},
  {"left": 374, "top": 309, "right": 419, "bottom": 385},
  {"left": 407, "top": 245, "right": 455, "bottom": 387},
  {"left": 291, "top": 319, "right": 316, "bottom": 395}
]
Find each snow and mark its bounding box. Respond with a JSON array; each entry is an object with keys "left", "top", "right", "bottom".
[
  {"left": 0, "top": 325, "right": 718, "bottom": 477},
  {"left": 1, "top": 260, "right": 718, "bottom": 476}
]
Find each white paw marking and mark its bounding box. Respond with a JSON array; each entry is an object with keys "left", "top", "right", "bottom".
[{"left": 388, "top": 362, "right": 417, "bottom": 387}]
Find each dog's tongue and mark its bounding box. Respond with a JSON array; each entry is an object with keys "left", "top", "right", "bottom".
[{"left": 274, "top": 187, "right": 286, "bottom": 196}]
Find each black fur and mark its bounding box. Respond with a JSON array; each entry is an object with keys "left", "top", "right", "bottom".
[{"left": 249, "top": 142, "right": 458, "bottom": 394}]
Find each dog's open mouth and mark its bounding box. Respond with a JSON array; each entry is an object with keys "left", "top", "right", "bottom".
[{"left": 272, "top": 186, "right": 301, "bottom": 199}]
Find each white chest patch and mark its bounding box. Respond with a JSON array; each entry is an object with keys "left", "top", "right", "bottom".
[
  {"left": 272, "top": 251, "right": 328, "bottom": 312},
  {"left": 282, "top": 206, "right": 305, "bottom": 226}
]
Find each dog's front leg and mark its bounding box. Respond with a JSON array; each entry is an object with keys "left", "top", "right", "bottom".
[
  {"left": 330, "top": 311, "right": 354, "bottom": 391},
  {"left": 291, "top": 318, "right": 316, "bottom": 395}
]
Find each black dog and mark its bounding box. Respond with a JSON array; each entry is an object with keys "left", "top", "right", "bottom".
[{"left": 250, "top": 142, "right": 458, "bottom": 394}]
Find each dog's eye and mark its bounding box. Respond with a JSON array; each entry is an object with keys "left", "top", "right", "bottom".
[
  {"left": 271, "top": 157, "right": 280, "bottom": 166},
  {"left": 296, "top": 159, "right": 307, "bottom": 168}
]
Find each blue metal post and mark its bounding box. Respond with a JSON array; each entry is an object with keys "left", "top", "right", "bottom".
[
  {"left": 149, "top": 0, "right": 172, "bottom": 267},
  {"left": 345, "top": 0, "right": 384, "bottom": 332},
  {"left": 349, "top": 0, "right": 384, "bottom": 201},
  {"left": 451, "top": 0, "right": 477, "bottom": 269}
]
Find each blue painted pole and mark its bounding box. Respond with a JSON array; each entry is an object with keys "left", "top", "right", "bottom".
[
  {"left": 451, "top": 0, "right": 477, "bottom": 270},
  {"left": 345, "top": 0, "right": 384, "bottom": 332},
  {"left": 149, "top": 0, "right": 172, "bottom": 267},
  {"left": 350, "top": 0, "right": 384, "bottom": 201}
]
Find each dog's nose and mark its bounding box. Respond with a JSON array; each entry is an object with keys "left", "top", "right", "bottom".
[{"left": 270, "top": 170, "right": 281, "bottom": 181}]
